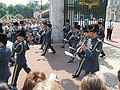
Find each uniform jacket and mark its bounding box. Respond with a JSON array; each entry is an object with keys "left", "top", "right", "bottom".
[
  {"left": 64, "top": 24, "right": 71, "bottom": 34},
  {"left": 45, "top": 28, "right": 52, "bottom": 43},
  {"left": 82, "top": 37, "right": 102, "bottom": 73},
  {"left": 0, "top": 46, "right": 11, "bottom": 82},
  {"left": 98, "top": 27, "right": 105, "bottom": 40},
  {"left": 13, "top": 40, "right": 29, "bottom": 65}
]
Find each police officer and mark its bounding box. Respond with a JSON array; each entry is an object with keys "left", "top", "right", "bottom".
[
  {"left": 41, "top": 23, "right": 56, "bottom": 56},
  {"left": 0, "top": 33, "right": 11, "bottom": 83},
  {"left": 98, "top": 22, "right": 106, "bottom": 58},
  {"left": 11, "top": 30, "right": 31, "bottom": 87},
  {"left": 72, "top": 24, "right": 102, "bottom": 77},
  {"left": 106, "top": 20, "right": 114, "bottom": 40}
]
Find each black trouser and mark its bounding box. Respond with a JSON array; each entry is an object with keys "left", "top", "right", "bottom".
[
  {"left": 9, "top": 58, "right": 15, "bottom": 64},
  {"left": 42, "top": 42, "right": 56, "bottom": 55},
  {"left": 101, "top": 50, "right": 105, "bottom": 56},
  {"left": 41, "top": 36, "right": 45, "bottom": 49},
  {"left": 11, "top": 63, "right": 31, "bottom": 86},
  {"left": 106, "top": 29, "right": 113, "bottom": 40},
  {"left": 74, "top": 57, "right": 85, "bottom": 76}
]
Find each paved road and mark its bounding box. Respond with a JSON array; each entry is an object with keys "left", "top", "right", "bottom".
[
  {"left": 8, "top": 43, "right": 120, "bottom": 90},
  {"left": 104, "top": 22, "right": 120, "bottom": 48}
]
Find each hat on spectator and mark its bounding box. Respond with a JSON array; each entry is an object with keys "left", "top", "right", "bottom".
[
  {"left": 13, "top": 22, "right": 19, "bottom": 26},
  {"left": 20, "top": 21, "right": 24, "bottom": 25}
]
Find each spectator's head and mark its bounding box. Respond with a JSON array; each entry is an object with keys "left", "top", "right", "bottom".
[
  {"left": 23, "top": 71, "right": 46, "bottom": 90},
  {"left": 0, "top": 82, "right": 9, "bottom": 90},
  {"left": 80, "top": 74, "right": 107, "bottom": 90},
  {"left": 118, "top": 70, "right": 120, "bottom": 90},
  {"left": 33, "top": 80, "right": 63, "bottom": 90}
]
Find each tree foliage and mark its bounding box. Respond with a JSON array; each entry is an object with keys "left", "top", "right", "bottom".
[{"left": 0, "top": 2, "right": 49, "bottom": 18}]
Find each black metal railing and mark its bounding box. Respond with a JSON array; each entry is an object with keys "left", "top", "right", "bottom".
[{"left": 64, "top": 0, "right": 108, "bottom": 27}]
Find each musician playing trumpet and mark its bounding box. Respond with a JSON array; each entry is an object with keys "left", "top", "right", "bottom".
[{"left": 72, "top": 24, "right": 102, "bottom": 78}]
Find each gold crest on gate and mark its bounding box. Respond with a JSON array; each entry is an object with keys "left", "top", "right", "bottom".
[{"left": 81, "top": 0, "right": 100, "bottom": 9}]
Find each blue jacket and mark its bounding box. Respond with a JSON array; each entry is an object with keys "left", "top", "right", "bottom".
[
  {"left": 82, "top": 37, "right": 102, "bottom": 74},
  {"left": 98, "top": 27, "right": 105, "bottom": 40},
  {"left": 13, "top": 40, "right": 29, "bottom": 65},
  {"left": 45, "top": 28, "right": 52, "bottom": 43},
  {"left": 0, "top": 46, "right": 11, "bottom": 82}
]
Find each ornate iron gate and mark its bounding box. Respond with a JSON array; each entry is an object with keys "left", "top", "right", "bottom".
[{"left": 64, "top": 0, "right": 108, "bottom": 27}]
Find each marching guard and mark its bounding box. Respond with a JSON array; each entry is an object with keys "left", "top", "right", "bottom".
[
  {"left": 11, "top": 30, "right": 31, "bottom": 87},
  {"left": 0, "top": 33, "right": 11, "bottom": 83},
  {"left": 41, "top": 23, "right": 56, "bottom": 56},
  {"left": 72, "top": 24, "right": 103, "bottom": 78},
  {"left": 61, "top": 19, "right": 72, "bottom": 48},
  {"left": 98, "top": 21, "right": 106, "bottom": 58},
  {"left": 40, "top": 21, "right": 48, "bottom": 50}
]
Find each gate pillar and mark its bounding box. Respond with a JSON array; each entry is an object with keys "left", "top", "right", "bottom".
[{"left": 49, "top": 0, "right": 64, "bottom": 43}]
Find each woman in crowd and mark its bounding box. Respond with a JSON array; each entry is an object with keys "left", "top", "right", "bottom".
[
  {"left": 80, "top": 74, "right": 107, "bottom": 90},
  {"left": 23, "top": 71, "right": 47, "bottom": 90}
]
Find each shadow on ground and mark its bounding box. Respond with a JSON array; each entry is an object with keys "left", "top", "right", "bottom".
[
  {"left": 43, "top": 45, "right": 79, "bottom": 74},
  {"left": 99, "top": 59, "right": 114, "bottom": 70},
  {"left": 103, "top": 73, "right": 118, "bottom": 89},
  {"left": 61, "top": 79, "right": 80, "bottom": 90}
]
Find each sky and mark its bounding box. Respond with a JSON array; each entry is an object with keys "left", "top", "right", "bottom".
[{"left": 0, "top": 0, "right": 49, "bottom": 6}]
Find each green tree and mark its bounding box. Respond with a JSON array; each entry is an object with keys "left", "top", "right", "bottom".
[
  {"left": 0, "top": 2, "right": 49, "bottom": 18},
  {"left": 25, "top": 3, "right": 35, "bottom": 18},
  {"left": 0, "top": 2, "right": 7, "bottom": 18},
  {"left": 8, "top": 4, "right": 14, "bottom": 14},
  {"left": 15, "top": 14, "right": 24, "bottom": 19},
  {"left": 41, "top": 3, "right": 49, "bottom": 10}
]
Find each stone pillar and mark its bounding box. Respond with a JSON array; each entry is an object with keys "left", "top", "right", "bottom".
[{"left": 49, "top": 0, "right": 64, "bottom": 44}]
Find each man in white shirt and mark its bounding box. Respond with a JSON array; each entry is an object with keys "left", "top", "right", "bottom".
[{"left": 106, "top": 20, "right": 114, "bottom": 40}]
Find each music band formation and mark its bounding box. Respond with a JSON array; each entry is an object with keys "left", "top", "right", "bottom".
[{"left": 0, "top": 18, "right": 106, "bottom": 88}]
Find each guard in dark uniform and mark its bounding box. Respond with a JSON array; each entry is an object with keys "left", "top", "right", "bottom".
[
  {"left": 0, "top": 34, "right": 11, "bottom": 83},
  {"left": 11, "top": 22, "right": 19, "bottom": 58},
  {"left": 11, "top": 30, "right": 31, "bottom": 87},
  {"left": 68, "top": 27, "right": 89, "bottom": 63},
  {"left": 61, "top": 19, "right": 71, "bottom": 48},
  {"left": 67, "top": 25, "right": 81, "bottom": 63},
  {"left": 41, "top": 23, "right": 56, "bottom": 56},
  {"left": 98, "top": 21, "right": 106, "bottom": 58},
  {"left": 40, "top": 21, "right": 48, "bottom": 49},
  {"left": 72, "top": 24, "right": 102, "bottom": 77}
]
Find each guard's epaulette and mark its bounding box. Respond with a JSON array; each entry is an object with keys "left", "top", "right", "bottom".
[
  {"left": 17, "top": 42, "right": 23, "bottom": 54},
  {"left": 97, "top": 38, "right": 102, "bottom": 42}
]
